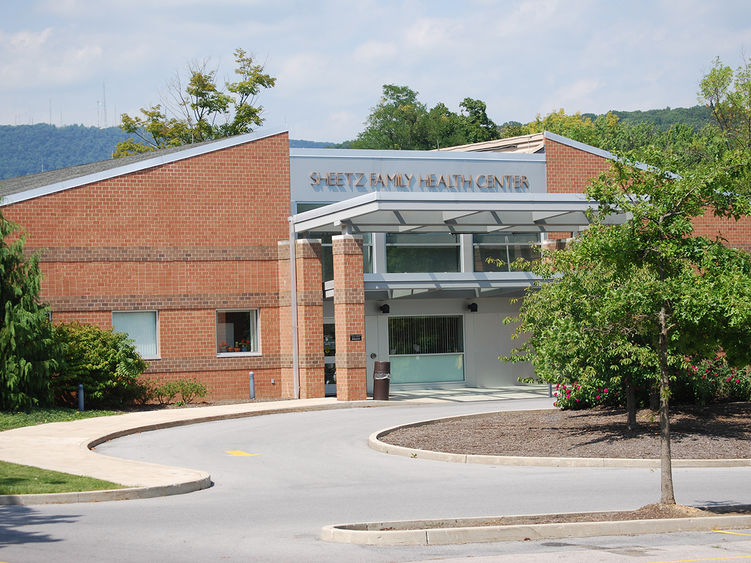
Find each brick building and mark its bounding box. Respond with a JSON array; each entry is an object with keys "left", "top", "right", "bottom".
[{"left": 1, "top": 131, "right": 748, "bottom": 401}]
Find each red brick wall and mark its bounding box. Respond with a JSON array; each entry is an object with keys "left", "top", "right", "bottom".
[
  {"left": 692, "top": 213, "right": 751, "bottom": 253},
  {"left": 3, "top": 132, "right": 290, "bottom": 401},
  {"left": 545, "top": 136, "right": 750, "bottom": 251},
  {"left": 545, "top": 137, "right": 611, "bottom": 194}
]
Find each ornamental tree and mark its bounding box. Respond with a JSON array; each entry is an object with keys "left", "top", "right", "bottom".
[
  {"left": 506, "top": 143, "right": 751, "bottom": 505},
  {"left": 114, "top": 48, "right": 275, "bottom": 157},
  {"left": 0, "top": 208, "right": 56, "bottom": 411}
]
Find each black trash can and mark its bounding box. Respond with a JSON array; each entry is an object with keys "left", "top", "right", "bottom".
[{"left": 373, "top": 361, "right": 391, "bottom": 400}]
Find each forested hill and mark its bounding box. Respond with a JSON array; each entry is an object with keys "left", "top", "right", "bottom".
[
  {"left": 0, "top": 125, "right": 335, "bottom": 180},
  {"left": 585, "top": 105, "right": 712, "bottom": 130},
  {"left": 0, "top": 124, "right": 129, "bottom": 180},
  {"left": 0, "top": 105, "right": 713, "bottom": 180}
]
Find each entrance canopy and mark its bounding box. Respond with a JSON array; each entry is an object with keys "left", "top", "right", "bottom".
[{"left": 291, "top": 191, "right": 627, "bottom": 234}]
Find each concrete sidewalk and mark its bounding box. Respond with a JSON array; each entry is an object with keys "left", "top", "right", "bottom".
[{"left": 0, "top": 397, "right": 371, "bottom": 504}]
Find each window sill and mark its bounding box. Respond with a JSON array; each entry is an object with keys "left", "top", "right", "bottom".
[{"left": 217, "top": 352, "right": 261, "bottom": 358}]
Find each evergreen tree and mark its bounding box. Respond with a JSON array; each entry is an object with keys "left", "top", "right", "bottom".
[{"left": 0, "top": 209, "right": 55, "bottom": 411}]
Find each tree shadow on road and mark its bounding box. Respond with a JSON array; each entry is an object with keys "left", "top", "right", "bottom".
[{"left": 0, "top": 505, "right": 78, "bottom": 546}]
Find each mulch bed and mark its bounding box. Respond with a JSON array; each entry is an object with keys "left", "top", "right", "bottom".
[{"left": 380, "top": 402, "right": 751, "bottom": 459}]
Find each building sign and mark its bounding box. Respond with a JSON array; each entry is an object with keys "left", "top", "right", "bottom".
[
  {"left": 290, "top": 148, "right": 547, "bottom": 202},
  {"left": 309, "top": 172, "right": 530, "bottom": 191}
]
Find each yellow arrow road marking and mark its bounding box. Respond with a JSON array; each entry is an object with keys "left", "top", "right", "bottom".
[{"left": 225, "top": 450, "right": 259, "bottom": 457}]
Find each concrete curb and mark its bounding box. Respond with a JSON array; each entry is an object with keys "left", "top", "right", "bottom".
[
  {"left": 0, "top": 398, "right": 387, "bottom": 505},
  {"left": 369, "top": 413, "right": 751, "bottom": 468},
  {"left": 0, "top": 477, "right": 212, "bottom": 506},
  {"left": 321, "top": 513, "right": 751, "bottom": 546}
]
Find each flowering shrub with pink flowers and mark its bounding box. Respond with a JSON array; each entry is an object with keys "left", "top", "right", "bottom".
[
  {"left": 552, "top": 357, "right": 751, "bottom": 411},
  {"left": 673, "top": 357, "right": 751, "bottom": 405},
  {"left": 552, "top": 381, "right": 617, "bottom": 409}
]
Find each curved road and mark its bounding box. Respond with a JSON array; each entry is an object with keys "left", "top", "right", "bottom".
[{"left": 2, "top": 397, "right": 751, "bottom": 562}]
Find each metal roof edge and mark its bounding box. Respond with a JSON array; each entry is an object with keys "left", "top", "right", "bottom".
[
  {"left": 1, "top": 130, "right": 288, "bottom": 206},
  {"left": 543, "top": 131, "right": 616, "bottom": 161},
  {"left": 290, "top": 147, "right": 545, "bottom": 163}
]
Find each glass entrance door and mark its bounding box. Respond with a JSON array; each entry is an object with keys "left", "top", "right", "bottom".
[{"left": 323, "top": 322, "right": 336, "bottom": 396}]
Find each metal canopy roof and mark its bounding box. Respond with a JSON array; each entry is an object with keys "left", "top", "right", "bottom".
[{"left": 291, "top": 191, "right": 626, "bottom": 234}]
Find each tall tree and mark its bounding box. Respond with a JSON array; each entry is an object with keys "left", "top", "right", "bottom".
[
  {"left": 699, "top": 56, "right": 751, "bottom": 150},
  {"left": 352, "top": 85, "right": 430, "bottom": 150},
  {"left": 114, "top": 48, "right": 275, "bottom": 157},
  {"left": 0, "top": 208, "right": 55, "bottom": 411},
  {"left": 507, "top": 143, "right": 751, "bottom": 504},
  {"left": 352, "top": 85, "right": 502, "bottom": 150},
  {"left": 459, "top": 97, "right": 498, "bottom": 143}
]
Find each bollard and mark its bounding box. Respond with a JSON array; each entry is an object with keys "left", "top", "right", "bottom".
[
  {"left": 249, "top": 371, "right": 255, "bottom": 400},
  {"left": 78, "top": 384, "right": 84, "bottom": 411},
  {"left": 373, "top": 361, "right": 390, "bottom": 400}
]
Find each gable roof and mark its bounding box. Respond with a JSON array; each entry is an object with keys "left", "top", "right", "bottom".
[
  {"left": 0, "top": 130, "right": 286, "bottom": 206},
  {"left": 439, "top": 131, "right": 619, "bottom": 162},
  {"left": 438, "top": 132, "right": 545, "bottom": 154}
]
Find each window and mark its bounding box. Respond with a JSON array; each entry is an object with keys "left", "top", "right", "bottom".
[
  {"left": 112, "top": 311, "right": 158, "bottom": 359},
  {"left": 387, "top": 316, "right": 464, "bottom": 384},
  {"left": 386, "top": 233, "right": 460, "bottom": 273},
  {"left": 217, "top": 310, "right": 259, "bottom": 355},
  {"left": 473, "top": 233, "right": 541, "bottom": 272}
]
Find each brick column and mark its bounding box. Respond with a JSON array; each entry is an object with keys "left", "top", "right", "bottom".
[
  {"left": 295, "top": 239, "right": 324, "bottom": 398},
  {"left": 332, "top": 234, "right": 366, "bottom": 401},
  {"left": 277, "top": 241, "right": 294, "bottom": 398}
]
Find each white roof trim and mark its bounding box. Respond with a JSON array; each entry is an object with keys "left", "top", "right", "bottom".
[
  {"left": 543, "top": 131, "right": 617, "bottom": 161},
  {"left": 2, "top": 130, "right": 287, "bottom": 206},
  {"left": 290, "top": 147, "right": 545, "bottom": 164}
]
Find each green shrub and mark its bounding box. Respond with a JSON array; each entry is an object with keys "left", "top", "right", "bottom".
[
  {"left": 151, "top": 380, "right": 180, "bottom": 405},
  {"left": 175, "top": 378, "right": 207, "bottom": 404},
  {"left": 150, "top": 377, "right": 208, "bottom": 405},
  {"left": 52, "top": 322, "right": 148, "bottom": 408}
]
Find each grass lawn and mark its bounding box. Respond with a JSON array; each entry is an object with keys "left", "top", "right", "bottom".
[
  {"left": 1, "top": 407, "right": 123, "bottom": 495},
  {"left": 0, "top": 407, "right": 118, "bottom": 431},
  {"left": 0, "top": 460, "right": 123, "bottom": 495}
]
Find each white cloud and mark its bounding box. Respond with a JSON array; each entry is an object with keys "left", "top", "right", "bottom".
[
  {"left": 1, "top": 0, "right": 750, "bottom": 139},
  {"left": 352, "top": 41, "right": 399, "bottom": 63},
  {"left": 0, "top": 27, "right": 104, "bottom": 89}
]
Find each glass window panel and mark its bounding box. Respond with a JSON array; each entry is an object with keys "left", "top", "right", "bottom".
[
  {"left": 388, "top": 316, "right": 464, "bottom": 355},
  {"left": 473, "top": 234, "right": 540, "bottom": 272},
  {"left": 112, "top": 311, "right": 158, "bottom": 359},
  {"left": 386, "top": 233, "right": 459, "bottom": 273},
  {"left": 390, "top": 354, "right": 464, "bottom": 384},
  {"left": 387, "top": 246, "right": 460, "bottom": 273},
  {"left": 217, "top": 310, "right": 258, "bottom": 354}
]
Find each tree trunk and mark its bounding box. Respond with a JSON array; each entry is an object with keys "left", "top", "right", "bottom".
[
  {"left": 658, "top": 305, "right": 676, "bottom": 505},
  {"left": 625, "top": 372, "right": 637, "bottom": 431}
]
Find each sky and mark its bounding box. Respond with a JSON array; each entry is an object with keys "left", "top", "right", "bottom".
[{"left": 2, "top": 0, "right": 750, "bottom": 143}]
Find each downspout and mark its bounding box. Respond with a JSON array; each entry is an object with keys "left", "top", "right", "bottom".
[{"left": 289, "top": 217, "right": 300, "bottom": 399}]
